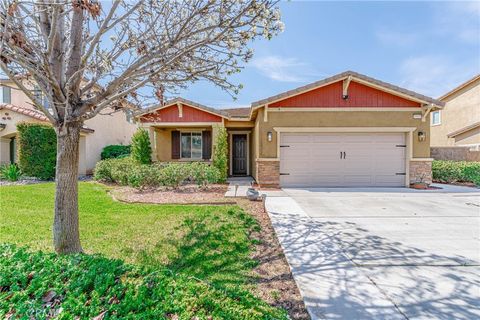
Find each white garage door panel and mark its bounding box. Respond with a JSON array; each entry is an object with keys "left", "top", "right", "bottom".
[{"left": 280, "top": 132, "right": 406, "bottom": 187}]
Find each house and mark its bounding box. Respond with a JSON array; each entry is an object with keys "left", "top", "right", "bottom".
[
  {"left": 0, "top": 79, "right": 137, "bottom": 175},
  {"left": 137, "top": 71, "right": 444, "bottom": 188},
  {"left": 430, "top": 74, "right": 480, "bottom": 150}
]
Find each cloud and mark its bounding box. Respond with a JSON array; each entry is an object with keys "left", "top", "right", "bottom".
[
  {"left": 399, "top": 55, "right": 477, "bottom": 97},
  {"left": 250, "top": 55, "right": 310, "bottom": 82}
]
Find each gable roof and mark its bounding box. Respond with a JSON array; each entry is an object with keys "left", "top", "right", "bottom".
[
  {"left": 439, "top": 74, "right": 480, "bottom": 102},
  {"left": 447, "top": 121, "right": 480, "bottom": 138},
  {"left": 223, "top": 107, "right": 251, "bottom": 118},
  {"left": 251, "top": 70, "right": 445, "bottom": 108},
  {"left": 135, "top": 97, "right": 230, "bottom": 119}
]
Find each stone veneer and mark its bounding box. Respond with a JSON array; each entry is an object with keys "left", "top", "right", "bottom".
[
  {"left": 409, "top": 159, "right": 433, "bottom": 185},
  {"left": 256, "top": 159, "right": 280, "bottom": 188}
]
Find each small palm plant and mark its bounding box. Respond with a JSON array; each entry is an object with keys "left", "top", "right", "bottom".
[{"left": 0, "top": 164, "right": 22, "bottom": 182}]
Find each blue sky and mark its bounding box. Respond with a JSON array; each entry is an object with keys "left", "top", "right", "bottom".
[{"left": 179, "top": 1, "right": 480, "bottom": 109}]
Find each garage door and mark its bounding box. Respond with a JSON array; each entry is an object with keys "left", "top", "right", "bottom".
[{"left": 280, "top": 132, "right": 406, "bottom": 187}]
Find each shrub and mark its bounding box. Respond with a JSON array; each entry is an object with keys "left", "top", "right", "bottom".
[
  {"left": 432, "top": 160, "right": 480, "bottom": 186},
  {"left": 0, "top": 244, "right": 287, "bottom": 320},
  {"left": 0, "top": 164, "right": 22, "bottom": 181},
  {"left": 127, "top": 163, "right": 163, "bottom": 188},
  {"left": 131, "top": 128, "right": 152, "bottom": 164},
  {"left": 189, "top": 162, "right": 221, "bottom": 187},
  {"left": 212, "top": 125, "right": 228, "bottom": 182},
  {"left": 94, "top": 157, "right": 137, "bottom": 185},
  {"left": 159, "top": 162, "right": 190, "bottom": 188},
  {"left": 16, "top": 123, "right": 56, "bottom": 180},
  {"left": 100, "top": 144, "right": 131, "bottom": 160},
  {"left": 94, "top": 159, "right": 221, "bottom": 188}
]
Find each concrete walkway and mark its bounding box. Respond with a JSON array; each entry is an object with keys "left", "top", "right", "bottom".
[
  {"left": 265, "top": 185, "right": 480, "bottom": 319},
  {"left": 224, "top": 177, "right": 255, "bottom": 197}
]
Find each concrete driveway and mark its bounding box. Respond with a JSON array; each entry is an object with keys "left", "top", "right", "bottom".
[{"left": 265, "top": 185, "right": 480, "bottom": 320}]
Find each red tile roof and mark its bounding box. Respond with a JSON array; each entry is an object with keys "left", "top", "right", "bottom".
[
  {"left": 0, "top": 103, "right": 49, "bottom": 121},
  {"left": 0, "top": 103, "right": 94, "bottom": 133}
]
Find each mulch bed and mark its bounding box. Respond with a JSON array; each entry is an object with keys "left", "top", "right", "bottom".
[
  {"left": 110, "top": 184, "right": 234, "bottom": 204},
  {"left": 237, "top": 199, "right": 310, "bottom": 319},
  {"left": 108, "top": 183, "right": 310, "bottom": 319}
]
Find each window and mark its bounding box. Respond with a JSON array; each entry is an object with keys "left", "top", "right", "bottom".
[
  {"left": 32, "top": 86, "right": 50, "bottom": 111},
  {"left": 431, "top": 111, "right": 441, "bottom": 126},
  {"left": 0, "top": 86, "right": 11, "bottom": 104},
  {"left": 125, "top": 109, "right": 135, "bottom": 124},
  {"left": 181, "top": 132, "right": 202, "bottom": 159}
]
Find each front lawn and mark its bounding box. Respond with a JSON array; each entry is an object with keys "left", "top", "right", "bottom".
[{"left": 0, "top": 182, "right": 287, "bottom": 319}]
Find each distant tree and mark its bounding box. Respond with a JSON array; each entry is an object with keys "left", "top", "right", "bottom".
[{"left": 0, "top": 0, "right": 283, "bottom": 253}]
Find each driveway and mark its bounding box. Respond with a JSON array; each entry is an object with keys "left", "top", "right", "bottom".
[{"left": 265, "top": 185, "right": 480, "bottom": 320}]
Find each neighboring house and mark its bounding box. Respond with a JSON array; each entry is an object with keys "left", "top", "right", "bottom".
[
  {"left": 137, "top": 71, "right": 444, "bottom": 188},
  {"left": 0, "top": 79, "right": 137, "bottom": 174},
  {"left": 430, "top": 74, "right": 480, "bottom": 149}
]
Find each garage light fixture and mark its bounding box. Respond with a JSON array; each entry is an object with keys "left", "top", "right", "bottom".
[
  {"left": 267, "top": 131, "right": 273, "bottom": 142},
  {"left": 417, "top": 131, "right": 426, "bottom": 142}
]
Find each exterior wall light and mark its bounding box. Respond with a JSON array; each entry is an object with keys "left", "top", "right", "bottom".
[
  {"left": 0, "top": 123, "right": 6, "bottom": 131},
  {"left": 417, "top": 131, "right": 426, "bottom": 142},
  {"left": 267, "top": 131, "right": 273, "bottom": 142}
]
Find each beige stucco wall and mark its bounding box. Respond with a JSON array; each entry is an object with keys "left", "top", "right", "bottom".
[
  {"left": 83, "top": 109, "right": 137, "bottom": 173},
  {"left": 0, "top": 82, "right": 34, "bottom": 108},
  {"left": 431, "top": 80, "right": 480, "bottom": 147},
  {"left": 256, "top": 109, "right": 431, "bottom": 159}
]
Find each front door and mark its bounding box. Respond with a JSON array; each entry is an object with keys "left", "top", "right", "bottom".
[{"left": 232, "top": 134, "right": 247, "bottom": 175}]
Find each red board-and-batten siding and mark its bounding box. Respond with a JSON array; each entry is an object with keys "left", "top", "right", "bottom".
[
  {"left": 269, "top": 81, "right": 421, "bottom": 108},
  {"left": 140, "top": 104, "right": 223, "bottom": 123}
]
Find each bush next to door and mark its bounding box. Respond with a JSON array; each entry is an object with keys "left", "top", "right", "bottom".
[
  {"left": 432, "top": 160, "right": 480, "bottom": 186},
  {"left": 100, "top": 144, "right": 131, "bottom": 160},
  {"left": 213, "top": 126, "right": 228, "bottom": 182},
  {"left": 131, "top": 128, "right": 152, "bottom": 164},
  {"left": 16, "top": 123, "right": 56, "bottom": 180}
]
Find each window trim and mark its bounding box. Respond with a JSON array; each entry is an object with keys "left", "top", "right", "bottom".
[
  {"left": 180, "top": 131, "right": 203, "bottom": 160},
  {"left": 431, "top": 110, "right": 441, "bottom": 126}
]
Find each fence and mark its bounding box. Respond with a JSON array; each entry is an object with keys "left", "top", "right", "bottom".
[{"left": 431, "top": 146, "right": 480, "bottom": 162}]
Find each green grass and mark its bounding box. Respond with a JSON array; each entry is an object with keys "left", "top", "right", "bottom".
[{"left": 0, "top": 182, "right": 286, "bottom": 319}]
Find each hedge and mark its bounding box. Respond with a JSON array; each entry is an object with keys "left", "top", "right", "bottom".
[
  {"left": 100, "top": 144, "right": 131, "bottom": 160},
  {"left": 94, "top": 158, "right": 221, "bottom": 188},
  {"left": 16, "top": 123, "right": 57, "bottom": 180},
  {"left": 0, "top": 244, "right": 287, "bottom": 320},
  {"left": 432, "top": 160, "right": 480, "bottom": 186}
]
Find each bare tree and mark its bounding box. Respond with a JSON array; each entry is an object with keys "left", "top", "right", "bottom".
[{"left": 0, "top": 0, "right": 283, "bottom": 253}]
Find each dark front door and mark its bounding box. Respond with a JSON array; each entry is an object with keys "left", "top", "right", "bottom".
[{"left": 232, "top": 134, "right": 247, "bottom": 175}]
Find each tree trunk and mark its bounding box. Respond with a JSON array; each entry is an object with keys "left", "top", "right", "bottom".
[{"left": 53, "top": 122, "right": 83, "bottom": 253}]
